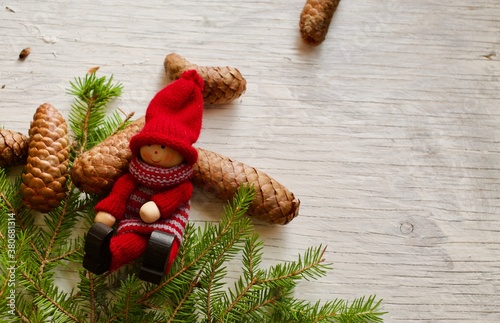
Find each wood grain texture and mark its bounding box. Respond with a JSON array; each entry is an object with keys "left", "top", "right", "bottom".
[{"left": 1, "top": 0, "right": 499, "bottom": 321}]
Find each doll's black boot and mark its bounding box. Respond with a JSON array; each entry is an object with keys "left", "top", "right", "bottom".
[
  {"left": 83, "top": 222, "right": 114, "bottom": 275},
  {"left": 139, "top": 231, "right": 175, "bottom": 284}
]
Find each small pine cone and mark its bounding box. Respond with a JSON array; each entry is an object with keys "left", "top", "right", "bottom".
[
  {"left": 299, "top": 0, "right": 340, "bottom": 46},
  {"left": 164, "top": 53, "right": 247, "bottom": 105},
  {"left": 71, "top": 117, "right": 146, "bottom": 195},
  {"left": 0, "top": 129, "right": 29, "bottom": 167},
  {"left": 193, "top": 148, "right": 300, "bottom": 225},
  {"left": 22, "top": 103, "right": 70, "bottom": 213}
]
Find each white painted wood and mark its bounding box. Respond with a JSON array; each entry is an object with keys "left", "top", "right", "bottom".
[{"left": 1, "top": 0, "right": 499, "bottom": 321}]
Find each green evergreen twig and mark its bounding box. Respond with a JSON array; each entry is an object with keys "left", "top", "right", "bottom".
[{"left": 68, "top": 71, "right": 124, "bottom": 153}]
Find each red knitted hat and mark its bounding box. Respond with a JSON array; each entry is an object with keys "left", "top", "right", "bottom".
[{"left": 130, "top": 70, "right": 204, "bottom": 165}]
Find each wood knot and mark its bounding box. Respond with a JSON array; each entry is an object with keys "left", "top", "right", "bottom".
[{"left": 399, "top": 221, "right": 414, "bottom": 235}]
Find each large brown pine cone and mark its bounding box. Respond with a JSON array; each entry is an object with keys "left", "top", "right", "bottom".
[
  {"left": 193, "top": 148, "right": 300, "bottom": 225},
  {"left": 21, "top": 103, "right": 70, "bottom": 213},
  {"left": 164, "top": 53, "right": 246, "bottom": 105},
  {"left": 0, "top": 129, "right": 29, "bottom": 167},
  {"left": 71, "top": 117, "right": 145, "bottom": 195}
]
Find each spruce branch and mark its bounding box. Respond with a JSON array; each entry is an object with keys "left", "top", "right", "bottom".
[
  {"left": 0, "top": 252, "right": 11, "bottom": 300},
  {"left": 0, "top": 168, "right": 44, "bottom": 262},
  {"left": 165, "top": 269, "right": 203, "bottom": 323},
  {"left": 0, "top": 169, "right": 16, "bottom": 214},
  {"left": 200, "top": 191, "right": 255, "bottom": 321},
  {"left": 140, "top": 185, "right": 256, "bottom": 304},
  {"left": 39, "top": 182, "right": 74, "bottom": 279},
  {"left": 21, "top": 270, "right": 83, "bottom": 322},
  {"left": 68, "top": 71, "right": 124, "bottom": 153},
  {"left": 88, "top": 273, "right": 98, "bottom": 323},
  {"left": 95, "top": 109, "right": 135, "bottom": 143},
  {"left": 243, "top": 233, "right": 264, "bottom": 281}
]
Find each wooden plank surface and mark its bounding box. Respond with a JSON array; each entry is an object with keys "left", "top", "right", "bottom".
[{"left": 1, "top": 0, "right": 499, "bottom": 321}]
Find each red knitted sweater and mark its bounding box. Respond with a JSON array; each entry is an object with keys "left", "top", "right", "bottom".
[{"left": 95, "top": 158, "right": 193, "bottom": 244}]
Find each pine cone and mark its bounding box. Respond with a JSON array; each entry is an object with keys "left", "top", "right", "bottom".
[
  {"left": 299, "top": 0, "right": 340, "bottom": 45},
  {"left": 22, "top": 103, "right": 70, "bottom": 213},
  {"left": 71, "top": 117, "right": 145, "bottom": 195},
  {"left": 0, "top": 129, "right": 29, "bottom": 167},
  {"left": 193, "top": 148, "right": 300, "bottom": 225},
  {"left": 164, "top": 53, "right": 247, "bottom": 105}
]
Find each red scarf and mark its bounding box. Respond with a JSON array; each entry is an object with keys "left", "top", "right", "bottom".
[{"left": 129, "top": 157, "right": 193, "bottom": 190}]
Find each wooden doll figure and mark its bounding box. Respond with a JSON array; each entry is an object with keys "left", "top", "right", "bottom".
[{"left": 83, "top": 70, "right": 204, "bottom": 284}]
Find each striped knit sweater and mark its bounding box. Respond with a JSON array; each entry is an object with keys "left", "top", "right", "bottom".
[{"left": 95, "top": 157, "right": 194, "bottom": 245}]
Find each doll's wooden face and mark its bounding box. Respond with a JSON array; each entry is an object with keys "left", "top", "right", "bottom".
[{"left": 140, "top": 144, "right": 184, "bottom": 168}]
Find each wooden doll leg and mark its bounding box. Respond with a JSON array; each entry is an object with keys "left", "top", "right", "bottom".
[
  {"left": 139, "top": 231, "right": 176, "bottom": 284},
  {"left": 83, "top": 222, "right": 115, "bottom": 275}
]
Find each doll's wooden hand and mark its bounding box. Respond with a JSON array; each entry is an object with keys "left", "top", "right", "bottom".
[
  {"left": 140, "top": 201, "right": 161, "bottom": 223},
  {"left": 94, "top": 211, "right": 116, "bottom": 227}
]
